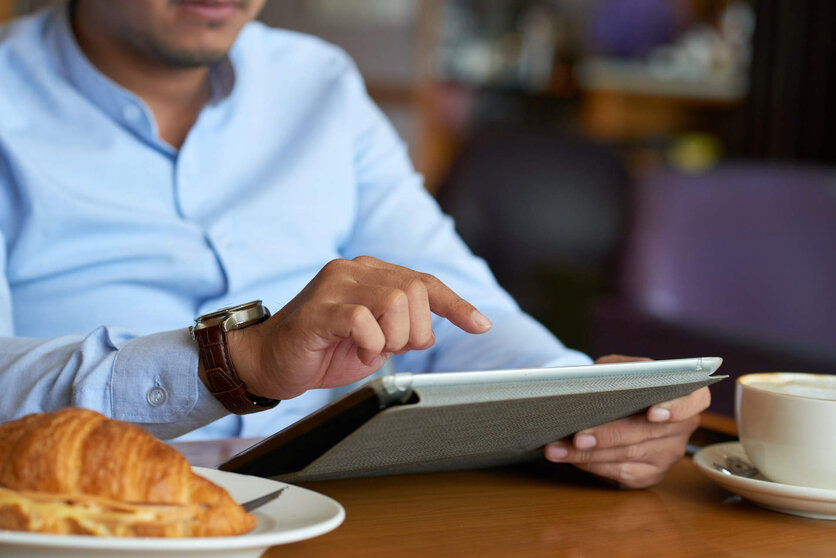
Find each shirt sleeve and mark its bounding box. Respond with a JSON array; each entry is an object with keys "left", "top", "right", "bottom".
[
  {"left": 336, "top": 60, "right": 592, "bottom": 373},
  {"left": 0, "top": 158, "right": 226, "bottom": 440},
  {"left": 0, "top": 327, "right": 228, "bottom": 440},
  {"left": 0, "top": 326, "right": 228, "bottom": 440}
]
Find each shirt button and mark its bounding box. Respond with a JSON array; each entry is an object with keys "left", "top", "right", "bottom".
[
  {"left": 147, "top": 386, "right": 168, "bottom": 407},
  {"left": 123, "top": 104, "right": 142, "bottom": 121}
]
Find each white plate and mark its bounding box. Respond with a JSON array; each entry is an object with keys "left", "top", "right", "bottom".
[
  {"left": 693, "top": 441, "right": 836, "bottom": 520},
  {"left": 0, "top": 467, "right": 344, "bottom": 558}
]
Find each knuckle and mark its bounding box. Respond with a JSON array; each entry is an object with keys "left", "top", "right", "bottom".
[
  {"left": 404, "top": 278, "right": 429, "bottom": 299},
  {"left": 382, "top": 289, "right": 408, "bottom": 312},
  {"left": 623, "top": 443, "right": 645, "bottom": 461},
  {"left": 419, "top": 272, "right": 441, "bottom": 286},
  {"left": 308, "top": 274, "right": 349, "bottom": 303},
  {"left": 384, "top": 338, "right": 407, "bottom": 353},
  {"left": 609, "top": 426, "right": 624, "bottom": 447},
  {"left": 574, "top": 449, "right": 598, "bottom": 463},
  {"left": 413, "top": 330, "right": 435, "bottom": 349},
  {"left": 322, "top": 258, "right": 351, "bottom": 275},
  {"left": 345, "top": 304, "right": 371, "bottom": 325},
  {"left": 352, "top": 255, "right": 377, "bottom": 266},
  {"left": 599, "top": 426, "right": 622, "bottom": 448},
  {"left": 307, "top": 279, "right": 334, "bottom": 301}
]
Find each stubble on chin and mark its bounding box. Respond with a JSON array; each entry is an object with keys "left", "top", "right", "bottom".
[
  {"left": 128, "top": 21, "right": 236, "bottom": 69},
  {"left": 144, "top": 0, "right": 253, "bottom": 68},
  {"left": 144, "top": 42, "right": 230, "bottom": 69}
]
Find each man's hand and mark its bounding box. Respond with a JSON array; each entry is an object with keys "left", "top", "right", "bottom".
[
  {"left": 226, "top": 256, "right": 492, "bottom": 400},
  {"left": 543, "top": 354, "right": 711, "bottom": 489}
]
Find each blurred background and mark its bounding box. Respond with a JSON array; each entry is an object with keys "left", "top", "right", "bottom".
[{"left": 2, "top": 0, "right": 835, "bottom": 416}]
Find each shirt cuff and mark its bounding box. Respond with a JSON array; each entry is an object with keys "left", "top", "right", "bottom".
[{"left": 110, "top": 328, "right": 227, "bottom": 439}]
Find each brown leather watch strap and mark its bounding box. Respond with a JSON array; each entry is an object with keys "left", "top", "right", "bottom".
[{"left": 193, "top": 324, "right": 279, "bottom": 415}]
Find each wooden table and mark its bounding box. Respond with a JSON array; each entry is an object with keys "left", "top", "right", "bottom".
[{"left": 173, "top": 415, "right": 835, "bottom": 557}]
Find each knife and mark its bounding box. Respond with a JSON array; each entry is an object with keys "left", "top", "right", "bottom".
[{"left": 240, "top": 487, "right": 286, "bottom": 512}]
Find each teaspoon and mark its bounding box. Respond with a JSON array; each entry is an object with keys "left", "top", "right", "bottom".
[{"left": 713, "top": 456, "right": 761, "bottom": 479}]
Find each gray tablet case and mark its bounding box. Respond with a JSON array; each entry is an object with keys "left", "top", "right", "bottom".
[{"left": 220, "top": 357, "right": 724, "bottom": 482}]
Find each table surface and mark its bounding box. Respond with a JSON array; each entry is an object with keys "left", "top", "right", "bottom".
[{"left": 172, "top": 415, "right": 835, "bottom": 557}]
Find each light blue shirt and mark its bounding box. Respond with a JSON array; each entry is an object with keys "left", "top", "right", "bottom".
[{"left": 0, "top": 4, "right": 590, "bottom": 440}]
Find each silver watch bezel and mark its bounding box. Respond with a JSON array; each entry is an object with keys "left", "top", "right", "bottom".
[{"left": 190, "top": 300, "right": 270, "bottom": 339}]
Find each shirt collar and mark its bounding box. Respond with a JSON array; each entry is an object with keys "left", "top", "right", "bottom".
[{"left": 50, "top": 2, "right": 237, "bottom": 148}]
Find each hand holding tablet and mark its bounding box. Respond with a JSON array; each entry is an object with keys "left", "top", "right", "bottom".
[{"left": 220, "top": 357, "right": 724, "bottom": 484}]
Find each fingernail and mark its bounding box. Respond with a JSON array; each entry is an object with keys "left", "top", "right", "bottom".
[
  {"left": 575, "top": 434, "right": 597, "bottom": 449},
  {"left": 648, "top": 407, "right": 672, "bottom": 422},
  {"left": 362, "top": 351, "right": 388, "bottom": 367},
  {"left": 546, "top": 444, "right": 569, "bottom": 461},
  {"left": 471, "top": 310, "right": 492, "bottom": 331}
]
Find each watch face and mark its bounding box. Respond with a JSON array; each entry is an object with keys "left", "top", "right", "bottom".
[
  {"left": 195, "top": 300, "right": 268, "bottom": 330},
  {"left": 201, "top": 300, "right": 263, "bottom": 319}
]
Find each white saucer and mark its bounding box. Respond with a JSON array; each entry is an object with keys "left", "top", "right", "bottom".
[
  {"left": 693, "top": 441, "right": 836, "bottom": 520},
  {"left": 0, "top": 467, "right": 345, "bottom": 558}
]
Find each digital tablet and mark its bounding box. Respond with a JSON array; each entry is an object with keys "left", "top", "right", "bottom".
[{"left": 219, "top": 357, "right": 724, "bottom": 481}]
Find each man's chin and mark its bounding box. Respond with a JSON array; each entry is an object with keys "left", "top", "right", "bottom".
[{"left": 148, "top": 45, "right": 230, "bottom": 69}]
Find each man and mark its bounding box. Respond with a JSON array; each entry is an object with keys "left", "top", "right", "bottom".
[{"left": 0, "top": 0, "right": 708, "bottom": 489}]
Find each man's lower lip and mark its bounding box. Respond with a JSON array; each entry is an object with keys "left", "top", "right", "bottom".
[{"left": 177, "top": 2, "right": 239, "bottom": 21}]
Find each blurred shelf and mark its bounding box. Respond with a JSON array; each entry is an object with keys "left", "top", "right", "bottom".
[
  {"left": 578, "top": 57, "right": 746, "bottom": 142},
  {"left": 578, "top": 57, "right": 747, "bottom": 103}
]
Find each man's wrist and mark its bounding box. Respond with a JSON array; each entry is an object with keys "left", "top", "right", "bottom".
[
  {"left": 225, "top": 326, "right": 266, "bottom": 398},
  {"left": 191, "top": 301, "right": 279, "bottom": 415}
]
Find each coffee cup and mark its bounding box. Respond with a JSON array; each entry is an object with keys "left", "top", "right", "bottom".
[{"left": 735, "top": 372, "right": 836, "bottom": 489}]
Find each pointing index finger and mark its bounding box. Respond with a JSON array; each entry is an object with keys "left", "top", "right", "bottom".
[
  {"left": 419, "top": 272, "right": 492, "bottom": 334},
  {"left": 352, "top": 256, "right": 492, "bottom": 335}
]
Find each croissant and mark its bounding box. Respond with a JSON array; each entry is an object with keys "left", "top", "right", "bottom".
[{"left": 0, "top": 408, "right": 257, "bottom": 537}]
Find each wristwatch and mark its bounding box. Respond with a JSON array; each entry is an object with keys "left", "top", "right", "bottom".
[{"left": 190, "top": 300, "right": 280, "bottom": 415}]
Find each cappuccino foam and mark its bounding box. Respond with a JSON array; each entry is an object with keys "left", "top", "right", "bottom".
[{"left": 747, "top": 374, "right": 836, "bottom": 401}]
